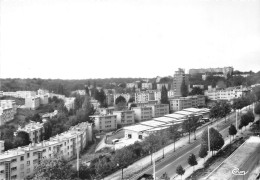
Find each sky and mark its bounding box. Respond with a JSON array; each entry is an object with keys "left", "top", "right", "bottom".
[{"left": 0, "top": 0, "right": 260, "bottom": 79}]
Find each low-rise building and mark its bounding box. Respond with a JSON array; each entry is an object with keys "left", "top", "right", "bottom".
[
  {"left": 205, "top": 86, "right": 249, "bottom": 101},
  {"left": 126, "top": 82, "right": 138, "bottom": 89},
  {"left": 0, "top": 107, "right": 15, "bottom": 126},
  {"left": 148, "top": 104, "right": 169, "bottom": 118},
  {"left": 113, "top": 110, "right": 135, "bottom": 126},
  {"left": 37, "top": 89, "right": 49, "bottom": 96},
  {"left": 0, "top": 122, "right": 92, "bottom": 180},
  {"left": 141, "top": 83, "right": 153, "bottom": 90},
  {"left": 98, "top": 107, "right": 114, "bottom": 115},
  {"left": 89, "top": 115, "right": 117, "bottom": 132},
  {"left": 132, "top": 106, "right": 152, "bottom": 122},
  {"left": 169, "top": 95, "right": 205, "bottom": 112},
  {"left": 16, "top": 122, "right": 45, "bottom": 144},
  {"left": 25, "top": 96, "right": 40, "bottom": 110},
  {"left": 90, "top": 99, "right": 100, "bottom": 109},
  {"left": 38, "top": 94, "right": 49, "bottom": 105}
]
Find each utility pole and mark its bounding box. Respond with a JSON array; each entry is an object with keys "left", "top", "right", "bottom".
[
  {"left": 236, "top": 110, "right": 238, "bottom": 130},
  {"left": 208, "top": 125, "right": 210, "bottom": 155}
]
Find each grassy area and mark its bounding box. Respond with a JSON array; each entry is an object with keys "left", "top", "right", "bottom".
[{"left": 186, "top": 135, "right": 249, "bottom": 180}]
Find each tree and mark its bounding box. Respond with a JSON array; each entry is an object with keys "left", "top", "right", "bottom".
[
  {"left": 128, "top": 97, "right": 135, "bottom": 103},
  {"left": 201, "top": 127, "right": 224, "bottom": 155},
  {"left": 254, "top": 103, "right": 260, "bottom": 115},
  {"left": 187, "top": 153, "right": 198, "bottom": 172},
  {"left": 160, "top": 172, "right": 170, "bottom": 180},
  {"left": 43, "top": 121, "right": 52, "bottom": 140},
  {"left": 168, "top": 124, "right": 180, "bottom": 152},
  {"left": 13, "top": 131, "right": 31, "bottom": 148},
  {"left": 176, "top": 165, "right": 185, "bottom": 180},
  {"left": 160, "top": 131, "right": 169, "bottom": 158},
  {"left": 32, "top": 156, "right": 74, "bottom": 180},
  {"left": 182, "top": 118, "right": 192, "bottom": 143},
  {"left": 180, "top": 80, "right": 188, "bottom": 97},
  {"left": 98, "top": 89, "right": 107, "bottom": 107},
  {"left": 161, "top": 85, "right": 169, "bottom": 104},
  {"left": 198, "top": 145, "right": 208, "bottom": 163},
  {"left": 115, "top": 96, "right": 126, "bottom": 105},
  {"left": 189, "top": 87, "right": 203, "bottom": 96},
  {"left": 228, "top": 124, "right": 237, "bottom": 143}
]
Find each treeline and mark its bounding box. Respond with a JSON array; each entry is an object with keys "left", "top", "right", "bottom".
[{"left": 0, "top": 78, "right": 144, "bottom": 96}]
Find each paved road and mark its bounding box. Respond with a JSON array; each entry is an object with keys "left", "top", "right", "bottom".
[{"left": 131, "top": 110, "right": 244, "bottom": 179}]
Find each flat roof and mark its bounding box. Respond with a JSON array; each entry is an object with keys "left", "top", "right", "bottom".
[
  {"left": 182, "top": 108, "right": 204, "bottom": 113},
  {"left": 164, "top": 113, "right": 187, "bottom": 119},
  {"left": 174, "top": 110, "right": 196, "bottom": 116},
  {"left": 123, "top": 124, "right": 153, "bottom": 132},
  {"left": 146, "top": 126, "right": 168, "bottom": 132},
  {"left": 153, "top": 117, "right": 179, "bottom": 123},
  {"left": 140, "top": 120, "right": 167, "bottom": 127}
]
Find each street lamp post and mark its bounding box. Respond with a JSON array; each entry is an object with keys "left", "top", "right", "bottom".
[{"left": 117, "top": 163, "right": 124, "bottom": 179}]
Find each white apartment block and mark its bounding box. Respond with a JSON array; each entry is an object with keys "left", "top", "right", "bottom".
[
  {"left": 64, "top": 97, "right": 75, "bottom": 111},
  {"left": 141, "top": 83, "right": 153, "bottom": 90},
  {"left": 89, "top": 115, "right": 117, "bottom": 132},
  {"left": 148, "top": 104, "right": 169, "bottom": 118},
  {"left": 37, "top": 89, "right": 49, "bottom": 96},
  {"left": 16, "top": 122, "right": 45, "bottom": 144},
  {"left": 3, "top": 91, "right": 36, "bottom": 99},
  {"left": 169, "top": 95, "right": 206, "bottom": 112},
  {"left": 25, "top": 96, "right": 40, "bottom": 110},
  {"left": 126, "top": 83, "right": 138, "bottom": 89},
  {"left": 205, "top": 86, "right": 249, "bottom": 101},
  {"left": 38, "top": 94, "right": 49, "bottom": 105},
  {"left": 157, "top": 83, "right": 169, "bottom": 90},
  {"left": 0, "top": 100, "right": 17, "bottom": 126},
  {"left": 132, "top": 106, "right": 153, "bottom": 122},
  {"left": 114, "top": 93, "right": 131, "bottom": 103},
  {"left": 0, "top": 122, "right": 92, "bottom": 180},
  {"left": 135, "top": 92, "right": 155, "bottom": 103},
  {"left": 98, "top": 107, "right": 115, "bottom": 115},
  {"left": 113, "top": 110, "right": 135, "bottom": 126}
]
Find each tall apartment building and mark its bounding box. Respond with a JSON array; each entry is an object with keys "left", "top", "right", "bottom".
[
  {"left": 172, "top": 68, "right": 190, "bottom": 97},
  {"left": 148, "top": 104, "right": 169, "bottom": 118},
  {"left": 89, "top": 115, "right": 117, "bottom": 132},
  {"left": 25, "top": 96, "right": 40, "bottom": 110},
  {"left": 126, "top": 82, "right": 138, "bottom": 89},
  {"left": 205, "top": 86, "right": 249, "bottom": 101},
  {"left": 16, "top": 122, "right": 45, "bottom": 144},
  {"left": 169, "top": 95, "right": 205, "bottom": 112},
  {"left": 105, "top": 94, "right": 114, "bottom": 106},
  {"left": 0, "top": 122, "right": 92, "bottom": 180},
  {"left": 132, "top": 106, "right": 152, "bottom": 122},
  {"left": 113, "top": 110, "right": 135, "bottom": 126}
]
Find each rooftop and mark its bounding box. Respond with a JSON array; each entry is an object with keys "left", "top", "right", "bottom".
[
  {"left": 140, "top": 120, "right": 167, "bottom": 127},
  {"left": 164, "top": 113, "right": 187, "bottom": 120},
  {"left": 123, "top": 124, "right": 153, "bottom": 132},
  {"left": 153, "top": 117, "right": 180, "bottom": 123}
]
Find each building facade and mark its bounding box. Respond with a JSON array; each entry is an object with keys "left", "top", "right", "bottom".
[
  {"left": 0, "top": 122, "right": 92, "bottom": 180},
  {"left": 132, "top": 106, "right": 152, "bottom": 122},
  {"left": 141, "top": 83, "right": 152, "bottom": 90},
  {"left": 148, "top": 104, "right": 169, "bottom": 118},
  {"left": 25, "top": 96, "right": 40, "bottom": 110},
  {"left": 114, "top": 93, "right": 131, "bottom": 103},
  {"left": 89, "top": 115, "right": 117, "bottom": 132},
  {"left": 172, "top": 68, "right": 190, "bottom": 97},
  {"left": 126, "top": 83, "right": 138, "bottom": 89},
  {"left": 169, "top": 95, "right": 205, "bottom": 112},
  {"left": 113, "top": 110, "right": 135, "bottom": 126}
]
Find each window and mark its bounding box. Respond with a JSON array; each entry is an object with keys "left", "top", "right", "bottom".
[
  {"left": 20, "top": 156, "right": 24, "bottom": 161},
  {"left": 33, "top": 159, "right": 38, "bottom": 164},
  {"left": 128, "top": 134, "right": 132, "bottom": 138},
  {"left": 27, "top": 153, "right": 30, "bottom": 158},
  {"left": 0, "top": 170, "right": 4, "bottom": 174},
  {"left": 27, "top": 161, "right": 30, "bottom": 166},
  {"left": 11, "top": 167, "right": 17, "bottom": 171},
  {"left": 11, "top": 159, "right": 17, "bottom": 163},
  {"left": 33, "top": 152, "right": 37, "bottom": 156},
  {"left": 11, "top": 175, "right": 17, "bottom": 179},
  {"left": 43, "top": 149, "right": 46, "bottom": 153},
  {"left": 49, "top": 147, "right": 51, "bottom": 151}
]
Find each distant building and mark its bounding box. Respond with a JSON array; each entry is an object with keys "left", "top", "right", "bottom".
[
  {"left": 189, "top": 67, "right": 234, "bottom": 77},
  {"left": 132, "top": 106, "right": 152, "bottom": 122},
  {"left": 0, "top": 100, "right": 17, "bottom": 126},
  {"left": 90, "top": 99, "right": 100, "bottom": 109},
  {"left": 148, "top": 104, "right": 169, "bottom": 118},
  {"left": 41, "top": 110, "right": 58, "bottom": 119},
  {"left": 172, "top": 68, "right": 190, "bottom": 97},
  {"left": 16, "top": 121, "right": 45, "bottom": 144},
  {"left": 169, "top": 95, "right": 205, "bottom": 112},
  {"left": 98, "top": 107, "right": 115, "bottom": 115},
  {"left": 89, "top": 114, "right": 117, "bottom": 132},
  {"left": 3, "top": 91, "right": 36, "bottom": 99},
  {"left": 105, "top": 94, "right": 114, "bottom": 106},
  {"left": 192, "top": 85, "right": 204, "bottom": 90},
  {"left": 205, "top": 86, "right": 250, "bottom": 101},
  {"left": 113, "top": 110, "right": 135, "bottom": 126},
  {"left": 135, "top": 92, "right": 155, "bottom": 103},
  {"left": 157, "top": 84, "right": 169, "bottom": 90},
  {"left": 37, "top": 89, "right": 49, "bottom": 95},
  {"left": 64, "top": 97, "right": 75, "bottom": 111},
  {"left": 25, "top": 96, "right": 40, "bottom": 110},
  {"left": 141, "top": 83, "right": 153, "bottom": 90}
]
